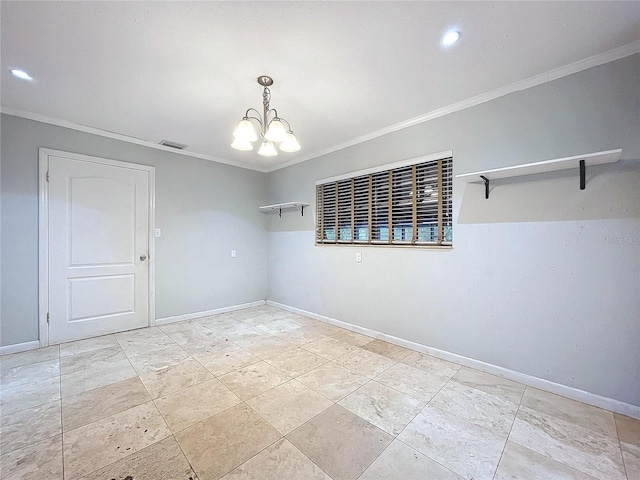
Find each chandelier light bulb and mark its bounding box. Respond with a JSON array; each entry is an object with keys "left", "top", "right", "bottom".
[
  {"left": 231, "top": 138, "right": 254, "bottom": 151},
  {"left": 279, "top": 132, "right": 301, "bottom": 152},
  {"left": 265, "top": 119, "right": 287, "bottom": 143},
  {"left": 258, "top": 141, "right": 278, "bottom": 157},
  {"left": 233, "top": 119, "right": 258, "bottom": 142}
]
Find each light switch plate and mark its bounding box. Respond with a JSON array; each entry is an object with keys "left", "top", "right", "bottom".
[
  {"left": 154, "top": 228, "right": 162, "bottom": 238},
  {"left": 231, "top": 250, "right": 237, "bottom": 258}
]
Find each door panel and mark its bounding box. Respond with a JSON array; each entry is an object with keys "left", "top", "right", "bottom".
[
  {"left": 48, "top": 155, "right": 150, "bottom": 344},
  {"left": 69, "top": 177, "right": 136, "bottom": 265},
  {"left": 69, "top": 275, "right": 135, "bottom": 321}
]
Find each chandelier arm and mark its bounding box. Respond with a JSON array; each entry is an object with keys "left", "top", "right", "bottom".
[
  {"left": 246, "top": 116, "right": 263, "bottom": 128},
  {"left": 243, "top": 109, "right": 264, "bottom": 131},
  {"left": 265, "top": 108, "right": 279, "bottom": 126},
  {"left": 278, "top": 117, "right": 293, "bottom": 132},
  {"left": 244, "top": 108, "right": 262, "bottom": 120}
]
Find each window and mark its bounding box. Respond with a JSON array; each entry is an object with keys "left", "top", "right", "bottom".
[{"left": 316, "top": 152, "right": 453, "bottom": 247}]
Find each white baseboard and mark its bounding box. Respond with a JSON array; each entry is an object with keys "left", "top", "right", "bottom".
[
  {"left": 0, "top": 340, "right": 41, "bottom": 356},
  {"left": 267, "top": 300, "right": 640, "bottom": 420},
  {"left": 0, "top": 301, "right": 267, "bottom": 355},
  {"left": 155, "top": 300, "right": 266, "bottom": 326}
]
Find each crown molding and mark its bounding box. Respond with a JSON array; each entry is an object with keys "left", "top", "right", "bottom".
[
  {"left": 267, "top": 40, "right": 640, "bottom": 173},
  {"left": 0, "top": 108, "right": 270, "bottom": 173}
]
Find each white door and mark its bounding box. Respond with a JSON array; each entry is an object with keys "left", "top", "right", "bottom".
[{"left": 47, "top": 153, "right": 151, "bottom": 344}]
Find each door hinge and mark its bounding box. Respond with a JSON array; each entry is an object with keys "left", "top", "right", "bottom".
[
  {"left": 46, "top": 171, "right": 50, "bottom": 182},
  {"left": 46, "top": 313, "right": 50, "bottom": 324}
]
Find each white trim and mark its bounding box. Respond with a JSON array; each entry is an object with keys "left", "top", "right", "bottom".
[
  {"left": 0, "top": 341, "right": 41, "bottom": 356},
  {"left": 38, "top": 151, "right": 50, "bottom": 348},
  {"left": 155, "top": 300, "right": 266, "bottom": 326},
  {"left": 315, "top": 150, "right": 453, "bottom": 185},
  {"left": 267, "top": 300, "right": 640, "bottom": 420},
  {"left": 148, "top": 168, "right": 157, "bottom": 326},
  {"left": 270, "top": 40, "right": 640, "bottom": 173},
  {"left": 38, "top": 148, "right": 156, "bottom": 346},
  {"left": 0, "top": 108, "right": 269, "bottom": 174}
]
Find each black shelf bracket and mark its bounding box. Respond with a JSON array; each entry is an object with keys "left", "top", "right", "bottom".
[
  {"left": 579, "top": 159, "right": 585, "bottom": 190},
  {"left": 291, "top": 204, "right": 305, "bottom": 216},
  {"left": 278, "top": 208, "right": 282, "bottom": 218},
  {"left": 480, "top": 175, "right": 490, "bottom": 199}
]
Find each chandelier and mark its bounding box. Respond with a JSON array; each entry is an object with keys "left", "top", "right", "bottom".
[{"left": 231, "top": 75, "right": 300, "bottom": 156}]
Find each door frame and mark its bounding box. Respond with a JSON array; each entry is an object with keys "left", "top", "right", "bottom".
[{"left": 38, "top": 148, "right": 156, "bottom": 347}]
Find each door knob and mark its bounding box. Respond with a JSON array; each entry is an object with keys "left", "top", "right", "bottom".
[{"left": 140, "top": 254, "right": 147, "bottom": 261}]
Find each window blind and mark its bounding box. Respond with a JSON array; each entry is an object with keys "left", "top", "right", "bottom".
[{"left": 316, "top": 156, "right": 453, "bottom": 246}]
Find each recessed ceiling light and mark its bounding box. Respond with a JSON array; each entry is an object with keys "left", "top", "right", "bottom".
[
  {"left": 11, "top": 69, "right": 33, "bottom": 81},
  {"left": 441, "top": 31, "right": 461, "bottom": 47}
]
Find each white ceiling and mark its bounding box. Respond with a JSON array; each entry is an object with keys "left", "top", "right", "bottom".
[{"left": 2, "top": 2, "right": 639, "bottom": 172}]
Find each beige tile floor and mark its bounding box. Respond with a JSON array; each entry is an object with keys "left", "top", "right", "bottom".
[{"left": 1, "top": 305, "right": 638, "bottom": 480}]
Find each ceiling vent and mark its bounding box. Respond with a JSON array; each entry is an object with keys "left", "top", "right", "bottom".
[{"left": 159, "top": 139, "right": 188, "bottom": 150}]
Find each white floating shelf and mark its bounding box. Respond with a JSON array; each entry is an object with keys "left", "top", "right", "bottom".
[
  {"left": 456, "top": 149, "right": 622, "bottom": 198},
  {"left": 259, "top": 202, "right": 309, "bottom": 217}
]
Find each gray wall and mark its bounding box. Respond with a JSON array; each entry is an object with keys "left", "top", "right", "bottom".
[
  {"left": 1, "top": 114, "right": 268, "bottom": 346},
  {"left": 265, "top": 54, "right": 640, "bottom": 406}
]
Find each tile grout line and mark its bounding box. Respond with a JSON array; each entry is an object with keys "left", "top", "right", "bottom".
[
  {"left": 508, "top": 393, "right": 623, "bottom": 479},
  {"left": 341, "top": 362, "right": 450, "bottom": 480},
  {"left": 340, "top": 366, "right": 429, "bottom": 480},
  {"left": 199, "top": 397, "right": 284, "bottom": 479},
  {"left": 160, "top": 312, "right": 279, "bottom": 480},
  {"left": 292, "top": 363, "right": 366, "bottom": 404},
  {"left": 171, "top": 432, "right": 201, "bottom": 480},
  {"left": 353, "top": 439, "right": 393, "bottom": 480},
  {"left": 114, "top": 332, "right": 159, "bottom": 401},
  {"left": 166, "top": 323, "right": 333, "bottom": 477},
  {"left": 73, "top": 321, "right": 222, "bottom": 478},
  {"left": 395, "top": 362, "right": 453, "bottom": 435},
  {"left": 487, "top": 382, "right": 528, "bottom": 479},
  {"left": 283, "top": 402, "right": 390, "bottom": 480},
  {"left": 389, "top": 367, "right": 467, "bottom": 479},
  {"left": 64, "top": 334, "right": 169, "bottom": 480},
  {"left": 613, "top": 415, "right": 631, "bottom": 480},
  {"left": 491, "top": 402, "right": 521, "bottom": 480},
  {"left": 58, "top": 345, "right": 67, "bottom": 480},
  {"left": 124, "top": 323, "right": 223, "bottom": 399},
  {"left": 67, "top": 333, "right": 182, "bottom": 478},
  {"left": 389, "top": 437, "right": 463, "bottom": 480},
  {"left": 521, "top": 385, "right": 627, "bottom": 439},
  {"left": 284, "top": 439, "right": 336, "bottom": 480},
  {"left": 0, "top": 358, "right": 61, "bottom": 418},
  {"left": 223, "top": 358, "right": 340, "bottom": 478}
]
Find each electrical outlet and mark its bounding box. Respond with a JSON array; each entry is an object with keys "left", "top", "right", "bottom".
[
  {"left": 356, "top": 252, "right": 362, "bottom": 263},
  {"left": 231, "top": 250, "right": 237, "bottom": 258}
]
